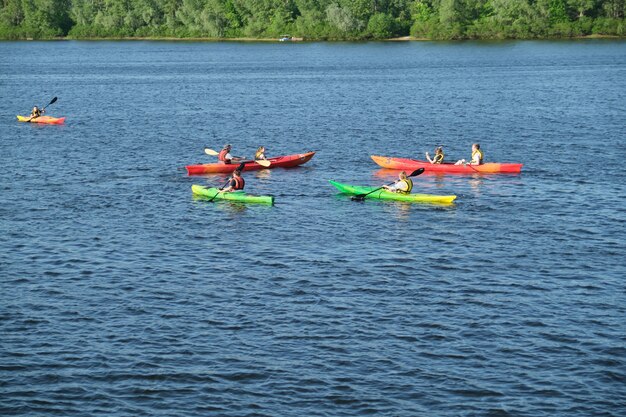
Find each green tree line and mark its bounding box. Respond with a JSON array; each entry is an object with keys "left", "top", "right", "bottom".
[{"left": 1, "top": 0, "right": 624, "bottom": 40}]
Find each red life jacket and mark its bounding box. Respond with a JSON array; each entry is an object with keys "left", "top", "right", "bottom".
[
  {"left": 232, "top": 176, "right": 245, "bottom": 190},
  {"left": 218, "top": 149, "right": 231, "bottom": 164}
]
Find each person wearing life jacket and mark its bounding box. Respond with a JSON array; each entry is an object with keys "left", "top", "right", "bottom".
[
  {"left": 30, "top": 106, "right": 43, "bottom": 119},
  {"left": 221, "top": 169, "right": 245, "bottom": 192},
  {"left": 218, "top": 144, "right": 234, "bottom": 164},
  {"left": 383, "top": 171, "right": 413, "bottom": 194},
  {"left": 255, "top": 146, "right": 267, "bottom": 161},
  {"left": 455, "top": 143, "right": 484, "bottom": 165},
  {"left": 425, "top": 146, "right": 445, "bottom": 164}
]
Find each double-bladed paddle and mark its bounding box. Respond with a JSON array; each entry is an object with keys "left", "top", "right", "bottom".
[
  {"left": 207, "top": 162, "right": 247, "bottom": 202},
  {"left": 204, "top": 147, "right": 271, "bottom": 167},
  {"left": 351, "top": 168, "right": 425, "bottom": 201},
  {"left": 28, "top": 96, "right": 57, "bottom": 122}
]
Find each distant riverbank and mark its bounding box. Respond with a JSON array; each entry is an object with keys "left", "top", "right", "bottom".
[
  {"left": 2, "top": 0, "right": 624, "bottom": 42},
  {"left": 6, "top": 34, "right": 625, "bottom": 42}
]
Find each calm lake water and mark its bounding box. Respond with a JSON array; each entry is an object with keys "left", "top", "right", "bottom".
[{"left": 1, "top": 40, "right": 625, "bottom": 416}]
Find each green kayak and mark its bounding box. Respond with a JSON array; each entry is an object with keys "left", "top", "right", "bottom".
[
  {"left": 192, "top": 185, "right": 274, "bottom": 205},
  {"left": 329, "top": 180, "right": 456, "bottom": 204}
]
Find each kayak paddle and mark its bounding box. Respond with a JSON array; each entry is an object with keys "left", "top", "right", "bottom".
[
  {"left": 42, "top": 96, "right": 57, "bottom": 111},
  {"left": 351, "top": 168, "right": 425, "bottom": 201},
  {"left": 204, "top": 147, "right": 270, "bottom": 167},
  {"left": 28, "top": 96, "right": 57, "bottom": 122},
  {"left": 207, "top": 162, "right": 246, "bottom": 202},
  {"left": 253, "top": 159, "right": 271, "bottom": 167},
  {"left": 465, "top": 162, "right": 480, "bottom": 173}
]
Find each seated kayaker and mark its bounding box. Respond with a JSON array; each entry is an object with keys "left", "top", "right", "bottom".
[
  {"left": 255, "top": 146, "right": 268, "bottom": 161},
  {"left": 218, "top": 144, "right": 244, "bottom": 164},
  {"left": 221, "top": 169, "right": 245, "bottom": 192},
  {"left": 455, "top": 143, "right": 483, "bottom": 165},
  {"left": 30, "top": 106, "right": 43, "bottom": 118},
  {"left": 425, "top": 146, "right": 444, "bottom": 164},
  {"left": 382, "top": 171, "right": 413, "bottom": 194}
]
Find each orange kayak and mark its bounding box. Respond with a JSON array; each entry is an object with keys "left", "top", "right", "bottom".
[
  {"left": 186, "top": 151, "right": 315, "bottom": 175},
  {"left": 371, "top": 155, "right": 522, "bottom": 174},
  {"left": 17, "top": 115, "right": 65, "bottom": 124}
]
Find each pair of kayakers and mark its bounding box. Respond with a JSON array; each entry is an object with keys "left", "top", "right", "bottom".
[
  {"left": 215, "top": 144, "right": 268, "bottom": 194},
  {"left": 218, "top": 144, "right": 268, "bottom": 165},
  {"left": 424, "top": 143, "right": 483, "bottom": 166}
]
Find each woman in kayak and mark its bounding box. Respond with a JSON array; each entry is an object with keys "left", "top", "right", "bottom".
[
  {"left": 221, "top": 169, "right": 245, "bottom": 192},
  {"left": 30, "top": 106, "right": 43, "bottom": 119},
  {"left": 425, "top": 146, "right": 444, "bottom": 164},
  {"left": 255, "top": 146, "right": 268, "bottom": 161},
  {"left": 218, "top": 144, "right": 245, "bottom": 164},
  {"left": 455, "top": 143, "right": 483, "bottom": 165},
  {"left": 383, "top": 171, "right": 413, "bottom": 194}
]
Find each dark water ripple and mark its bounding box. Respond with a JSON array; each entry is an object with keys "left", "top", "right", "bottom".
[{"left": 1, "top": 40, "right": 626, "bottom": 416}]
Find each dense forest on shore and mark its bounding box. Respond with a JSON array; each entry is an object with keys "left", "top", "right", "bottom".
[{"left": 0, "top": 0, "right": 624, "bottom": 40}]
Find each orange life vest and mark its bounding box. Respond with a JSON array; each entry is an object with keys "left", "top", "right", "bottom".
[
  {"left": 231, "top": 176, "right": 245, "bottom": 190},
  {"left": 218, "top": 149, "right": 231, "bottom": 164}
]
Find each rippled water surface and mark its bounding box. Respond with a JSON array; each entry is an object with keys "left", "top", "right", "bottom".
[{"left": 1, "top": 40, "right": 625, "bottom": 416}]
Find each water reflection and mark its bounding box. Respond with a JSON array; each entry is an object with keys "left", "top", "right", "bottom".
[
  {"left": 254, "top": 169, "right": 272, "bottom": 180},
  {"left": 372, "top": 169, "right": 400, "bottom": 181},
  {"left": 468, "top": 176, "right": 485, "bottom": 194}
]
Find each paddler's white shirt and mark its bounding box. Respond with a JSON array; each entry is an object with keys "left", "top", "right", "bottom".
[{"left": 387, "top": 180, "right": 409, "bottom": 193}]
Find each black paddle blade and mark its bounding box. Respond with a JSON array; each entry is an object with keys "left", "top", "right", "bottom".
[
  {"left": 409, "top": 168, "right": 425, "bottom": 177},
  {"left": 237, "top": 162, "right": 246, "bottom": 172},
  {"left": 351, "top": 195, "right": 366, "bottom": 201},
  {"left": 48, "top": 97, "right": 58, "bottom": 106}
]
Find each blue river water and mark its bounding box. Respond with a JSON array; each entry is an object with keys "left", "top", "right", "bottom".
[{"left": 1, "top": 40, "right": 625, "bottom": 416}]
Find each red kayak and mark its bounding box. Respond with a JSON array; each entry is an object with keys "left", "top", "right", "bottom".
[
  {"left": 371, "top": 155, "right": 523, "bottom": 174},
  {"left": 186, "top": 151, "right": 316, "bottom": 175}
]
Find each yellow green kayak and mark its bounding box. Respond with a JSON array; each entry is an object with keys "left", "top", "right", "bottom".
[
  {"left": 192, "top": 185, "right": 274, "bottom": 205},
  {"left": 329, "top": 180, "right": 456, "bottom": 204}
]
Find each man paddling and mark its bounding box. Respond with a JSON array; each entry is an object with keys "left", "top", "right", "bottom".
[
  {"left": 221, "top": 168, "right": 245, "bottom": 193},
  {"left": 217, "top": 144, "right": 245, "bottom": 164}
]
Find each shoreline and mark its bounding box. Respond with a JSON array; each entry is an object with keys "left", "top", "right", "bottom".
[{"left": 7, "top": 34, "right": 624, "bottom": 42}]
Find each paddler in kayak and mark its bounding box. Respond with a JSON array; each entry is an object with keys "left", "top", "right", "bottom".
[
  {"left": 455, "top": 143, "right": 483, "bottom": 165},
  {"left": 217, "top": 144, "right": 245, "bottom": 164},
  {"left": 255, "top": 146, "right": 268, "bottom": 161},
  {"left": 29, "top": 105, "right": 44, "bottom": 119},
  {"left": 221, "top": 168, "right": 245, "bottom": 192},
  {"left": 382, "top": 171, "right": 413, "bottom": 194},
  {"left": 425, "top": 146, "right": 445, "bottom": 164}
]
